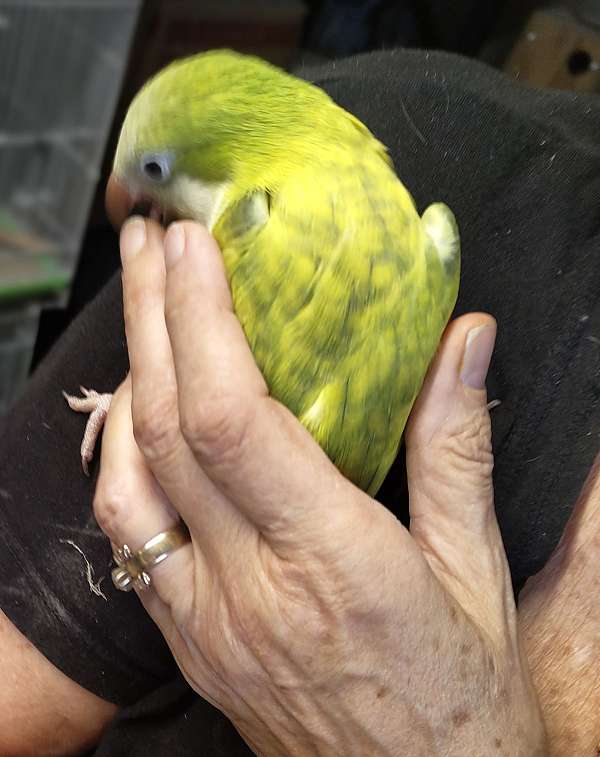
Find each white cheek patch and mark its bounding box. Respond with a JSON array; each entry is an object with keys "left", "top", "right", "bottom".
[{"left": 168, "top": 176, "right": 230, "bottom": 231}]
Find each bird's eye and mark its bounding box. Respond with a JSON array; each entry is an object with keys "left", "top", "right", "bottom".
[{"left": 140, "top": 152, "right": 172, "bottom": 183}]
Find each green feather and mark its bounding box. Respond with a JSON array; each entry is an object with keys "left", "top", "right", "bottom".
[{"left": 115, "top": 50, "right": 460, "bottom": 495}]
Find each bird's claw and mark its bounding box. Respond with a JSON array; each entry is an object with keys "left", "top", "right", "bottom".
[{"left": 63, "top": 387, "right": 113, "bottom": 475}]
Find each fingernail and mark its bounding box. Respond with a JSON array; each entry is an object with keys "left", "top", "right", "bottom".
[
  {"left": 460, "top": 324, "right": 496, "bottom": 389},
  {"left": 120, "top": 217, "right": 146, "bottom": 264},
  {"left": 165, "top": 223, "right": 185, "bottom": 269}
]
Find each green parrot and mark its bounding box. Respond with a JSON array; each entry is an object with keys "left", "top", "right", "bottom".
[{"left": 68, "top": 49, "right": 460, "bottom": 494}]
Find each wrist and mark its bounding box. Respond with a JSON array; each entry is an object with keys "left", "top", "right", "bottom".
[
  {"left": 520, "top": 453, "right": 600, "bottom": 756},
  {"left": 521, "top": 583, "right": 600, "bottom": 756}
]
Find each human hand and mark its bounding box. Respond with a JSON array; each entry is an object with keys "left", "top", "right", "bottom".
[
  {"left": 94, "top": 217, "right": 546, "bottom": 755},
  {"left": 520, "top": 455, "right": 600, "bottom": 756}
]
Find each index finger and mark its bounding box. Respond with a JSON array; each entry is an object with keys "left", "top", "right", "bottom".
[
  {"left": 120, "top": 217, "right": 180, "bottom": 433},
  {"left": 162, "top": 222, "right": 359, "bottom": 541}
]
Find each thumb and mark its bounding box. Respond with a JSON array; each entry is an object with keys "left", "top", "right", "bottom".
[{"left": 406, "top": 314, "right": 514, "bottom": 634}]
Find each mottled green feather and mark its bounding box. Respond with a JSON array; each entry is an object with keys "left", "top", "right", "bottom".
[{"left": 114, "top": 50, "right": 460, "bottom": 495}]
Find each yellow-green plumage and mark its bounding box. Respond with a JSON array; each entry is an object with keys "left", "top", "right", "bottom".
[{"left": 114, "top": 50, "right": 460, "bottom": 495}]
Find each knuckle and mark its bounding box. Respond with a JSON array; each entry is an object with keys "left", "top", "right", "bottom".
[
  {"left": 132, "top": 396, "right": 180, "bottom": 462},
  {"left": 93, "top": 479, "right": 132, "bottom": 538},
  {"left": 440, "top": 407, "right": 494, "bottom": 478},
  {"left": 180, "top": 394, "right": 253, "bottom": 467}
]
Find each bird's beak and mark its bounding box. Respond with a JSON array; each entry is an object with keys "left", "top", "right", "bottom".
[
  {"left": 105, "top": 171, "right": 170, "bottom": 228},
  {"left": 105, "top": 173, "right": 133, "bottom": 230}
]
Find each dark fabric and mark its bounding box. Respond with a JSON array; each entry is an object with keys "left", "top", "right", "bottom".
[
  {"left": 303, "top": 0, "right": 504, "bottom": 57},
  {"left": 0, "top": 275, "right": 176, "bottom": 705},
  {"left": 0, "top": 48, "right": 599, "bottom": 753},
  {"left": 91, "top": 673, "right": 252, "bottom": 757},
  {"left": 31, "top": 225, "right": 122, "bottom": 370}
]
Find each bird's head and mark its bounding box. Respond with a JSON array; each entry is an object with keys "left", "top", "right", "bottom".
[{"left": 105, "top": 50, "right": 333, "bottom": 230}]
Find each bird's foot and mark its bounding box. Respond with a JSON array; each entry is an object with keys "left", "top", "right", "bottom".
[{"left": 62, "top": 386, "right": 113, "bottom": 476}]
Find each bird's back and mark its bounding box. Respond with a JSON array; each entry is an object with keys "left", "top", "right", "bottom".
[{"left": 214, "top": 109, "right": 458, "bottom": 495}]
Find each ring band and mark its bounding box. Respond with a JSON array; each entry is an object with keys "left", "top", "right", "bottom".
[{"left": 112, "top": 522, "right": 191, "bottom": 592}]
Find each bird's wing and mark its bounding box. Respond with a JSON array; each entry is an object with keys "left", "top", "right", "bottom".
[{"left": 214, "top": 157, "right": 459, "bottom": 494}]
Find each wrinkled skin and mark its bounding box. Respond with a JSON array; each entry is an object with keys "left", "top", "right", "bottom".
[
  {"left": 520, "top": 455, "right": 600, "bottom": 755},
  {"left": 93, "top": 217, "right": 546, "bottom": 755}
]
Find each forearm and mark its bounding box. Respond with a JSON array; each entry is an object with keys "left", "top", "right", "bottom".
[
  {"left": 520, "top": 457, "right": 600, "bottom": 756},
  {"left": 0, "top": 609, "right": 117, "bottom": 756}
]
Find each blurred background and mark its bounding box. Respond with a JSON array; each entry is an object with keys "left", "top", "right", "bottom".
[{"left": 1, "top": 0, "right": 599, "bottom": 417}]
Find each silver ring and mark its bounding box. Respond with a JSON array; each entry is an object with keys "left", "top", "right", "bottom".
[{"left": 112, "top": 522, "right": 191, "bottom": 592}]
